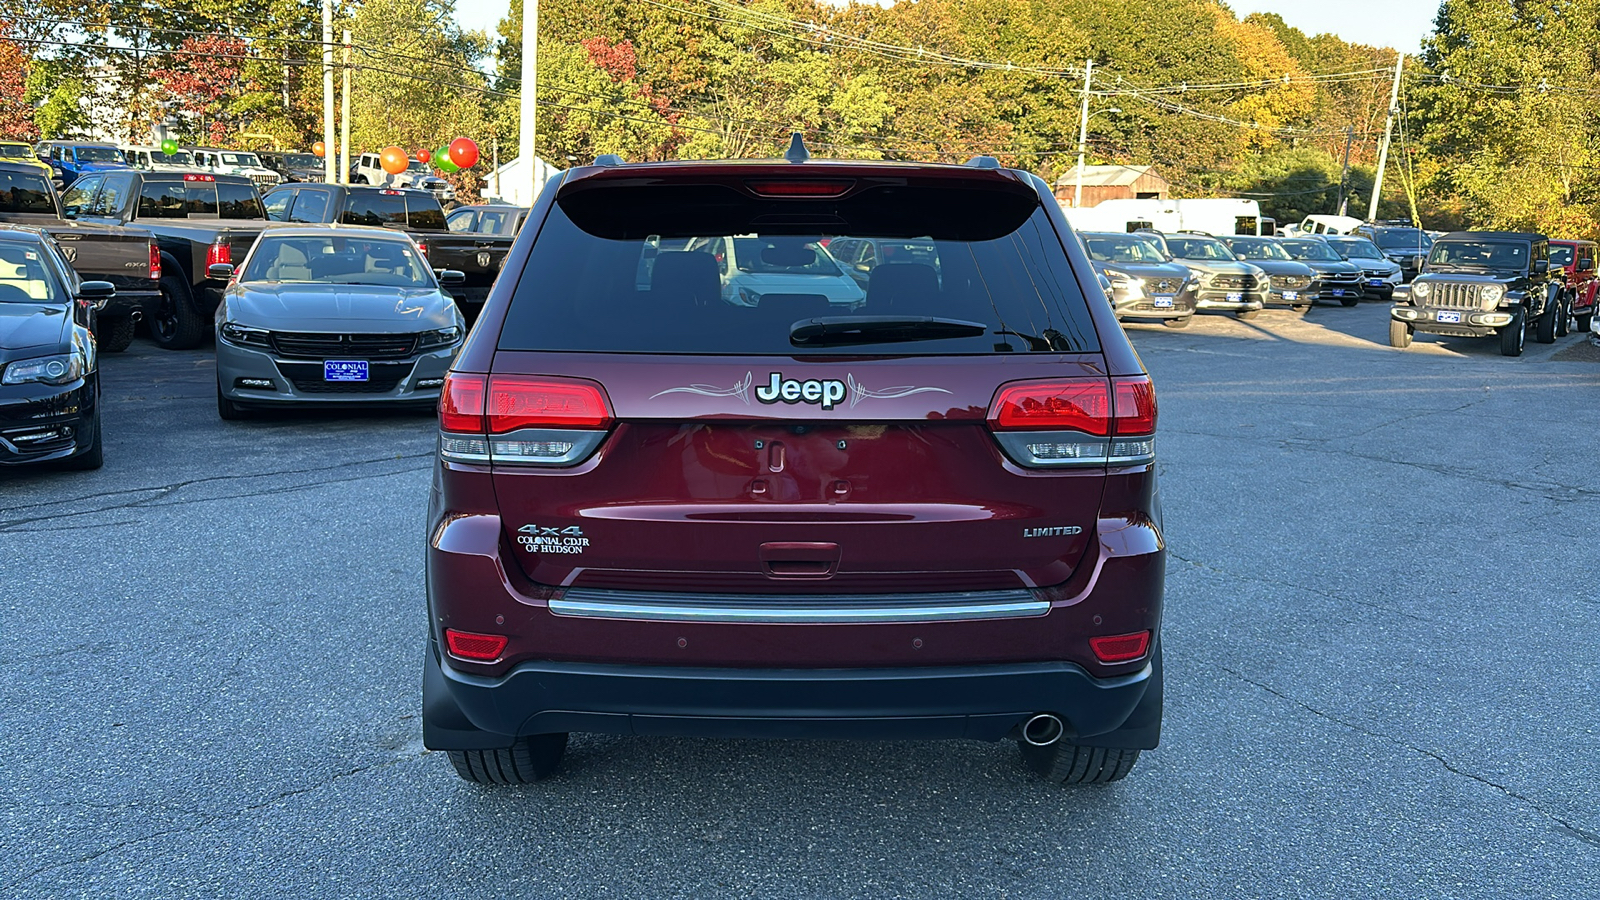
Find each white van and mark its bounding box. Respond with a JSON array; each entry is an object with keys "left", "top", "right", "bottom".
[{"left": 1062, "top": 197, "right": 1270, "bottom": 236}]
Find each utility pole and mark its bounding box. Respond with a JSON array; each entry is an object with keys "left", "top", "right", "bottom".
[
  {"left": 492, "top": 135, "right": 500, "bottom": 198},
  {"left": 1073, "top": 59, "right": 1093, "bottom": 208},
  {"left": 1367, "top": 52, "right": 1404, "bottom": 223},
  {"left": 1336, "top": 126, "right": 1353, "bottom": 215},
  {"left": 340, "top": 30, "right": 351, "bottom": 184},
  {"left": 321, "top": 0, "right": 335, "bottom": 183},
  {"left": 519, "top": 0, "right": 539, "bottom": 203}
]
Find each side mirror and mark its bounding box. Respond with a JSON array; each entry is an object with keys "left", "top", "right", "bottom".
[
  {"left": 1582, "top": 260, "right": 1596, "bottom": 273},
  {"left": 437, "top": 269, "right": 467, "bottom": 286},
  {"left": 78, "top": 280, "right": 115, "bottom": 311},
  {"left": 1534, "top": 260, "right": 1549, "bottom": 275},
  {"left": 207, "top": 263, "right": 235, "bottom": 279}
]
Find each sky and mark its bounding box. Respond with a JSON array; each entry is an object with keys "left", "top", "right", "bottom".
[
  {"left": 1229, "top": 0, "right": 1438, "bottom": 51},
  {"left": 450, "top": 0, "right": 1441, "bottom": 54}
]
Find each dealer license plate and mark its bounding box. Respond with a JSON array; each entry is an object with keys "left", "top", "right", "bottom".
[
  {"left": 324, "top": 360, "right": 369, "bottom": 382},
  {"left": 1152, "top": 297, "right": 1174, "bottom": 308},
  {"left": 1283, "top": 291, "right": 1298, "bottom": 301},
  {"left": 1436, "top": 311, "right": 1462, "bottom": 324},
  {"left": 1331, "top": 289, "right": 1347, "bottom": 296},
  {"left": 1226, "top": 292, "right": 1244, "bottom": 302},
  {"left": 1369, "top": 280, "right": 1385, "bottom": 287}
]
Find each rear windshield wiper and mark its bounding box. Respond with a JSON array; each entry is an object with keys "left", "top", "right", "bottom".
[{"left": 789, "top": 316, "right": 988, "bottom": 347}]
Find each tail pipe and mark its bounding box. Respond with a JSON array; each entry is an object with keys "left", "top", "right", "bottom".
[{"left": 1021, "top": 713, "right": 1065, "bottom": 747}]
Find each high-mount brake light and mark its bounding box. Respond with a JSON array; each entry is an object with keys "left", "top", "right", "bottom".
[
  {"left": 438, "top": 374, "right": 612, "bottom": 467},
  {"left": 148, "top": 241, "right": 161, "bottom": 280},
  {"left": 444, "top": 628, "right": 508, "bottom": 662},
  {"left": 182, "top": 174, "right": 215, "bottom": 182},
  {"left": 987, "top": 376, "right": 1157, "bottom": 468},
  {"left": 746, "top": 179, "right": 854, "bottom": 198},
  {"left": 1090, "top": 630, "right": 1151, "bottom": 663},
  {"left": 380, "top": 189, "right": 404, "bottom": 195}
]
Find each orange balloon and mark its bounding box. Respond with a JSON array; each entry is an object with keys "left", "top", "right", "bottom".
[
  {"left": 312, "top": 141, "right": 326, "bottom": 157},
  {"left": 379, "top": 146, "right": 409, "bottom": 176}
]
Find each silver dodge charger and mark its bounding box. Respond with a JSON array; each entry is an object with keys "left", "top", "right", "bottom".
[{"left": 212, "top": 226, "right": 467, "bottom": 419}]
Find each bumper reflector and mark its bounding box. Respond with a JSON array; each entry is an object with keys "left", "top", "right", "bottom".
[
  {"left": 1089, "top": 630, "right": 1151, "bottom": 663},
  {"left": 444, "top": 629, "right": 508, "bottom": 662},
  {"left": 235, "top": 377, "right": 276, "bottom": 390}
]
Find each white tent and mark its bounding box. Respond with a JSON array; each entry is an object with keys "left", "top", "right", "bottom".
[{"left": 478, "top": 155, "right": 563, "bottom": 206}]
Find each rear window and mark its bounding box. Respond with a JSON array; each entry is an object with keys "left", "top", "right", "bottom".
[
  {"left": 138, "top": 179, "right": 264, "bottom": 219},
  {"left": 340, "top": 190, "right": 407, "bottom": 227},
  {"left": 498, "top": 183, "right": 1099, "bottom": 355},
  {"left": 0, "top": 171, "right": 56, "bottom": 213},
  {"left": 405, "top": 193, "right": 445, "bottom": 229}
]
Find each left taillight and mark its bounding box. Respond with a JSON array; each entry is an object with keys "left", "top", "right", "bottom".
[
  {"left": 439, "top": 373, "right": 612, "bottom": 467},
  {"left": 986, "top": 375, "right": 1156, "bottom": 468},
  {"left": 205, "top": 239, "right": 231, "bottom": 269},
  {"left": 148, "top": 242, "right": 161, "bottom": 280}
]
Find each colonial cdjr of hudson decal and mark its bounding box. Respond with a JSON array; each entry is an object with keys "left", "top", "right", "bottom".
[
  {"left": 518, "top": 524, "right": 589, "bottom": 554},
  {"left": 651, "top": 371, "right": 951, "bottom": 410}
]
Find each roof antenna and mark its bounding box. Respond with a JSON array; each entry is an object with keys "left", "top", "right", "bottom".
[{"left": 784, "top": 132, "right": 810, "bottom": 163}]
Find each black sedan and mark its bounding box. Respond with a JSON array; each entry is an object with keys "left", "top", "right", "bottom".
[{"left": 0, "top": 225, "right": 115, "bottom": 470}]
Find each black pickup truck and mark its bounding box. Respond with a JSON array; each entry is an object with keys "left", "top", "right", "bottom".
[
  {"left": 261, "top": 184, "right": 512, "bottom": 316},
  {"left": 0, "top": 162, "right": 159, "bottom": 352},
  {"left": 60, "top": 171, "right": 290, "bottom": 349}
]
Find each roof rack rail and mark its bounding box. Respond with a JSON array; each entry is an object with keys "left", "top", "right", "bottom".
[
  {"left": 784, "top": 132, "right": 810, "bottom": 163},
  {"left": 593, "top": 154, "right": 625, "bottom": 166},
  {"left": 964, "top": 155, "right": 1002, "bottom": 169}
]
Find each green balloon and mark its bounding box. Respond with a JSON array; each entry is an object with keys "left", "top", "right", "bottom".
[
  {"left": 160, "top": 138, "right": 179, "bottom": 155},
  {"left": 437, "top": 154, "right": 460, "bottom": 174}
]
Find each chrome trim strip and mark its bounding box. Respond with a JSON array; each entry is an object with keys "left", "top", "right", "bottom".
[{"left": 549, "top": 589, "right": 1049, "bottom": 624}]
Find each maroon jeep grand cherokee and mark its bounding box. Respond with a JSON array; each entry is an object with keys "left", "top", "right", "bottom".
[{"left": 424, "top": 147, "right": 1165, "bottom": 785}]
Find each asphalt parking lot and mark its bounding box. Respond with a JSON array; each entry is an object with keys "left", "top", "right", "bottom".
[{"left": 4, "top": 302, "right": 1598, "bottom": 899}]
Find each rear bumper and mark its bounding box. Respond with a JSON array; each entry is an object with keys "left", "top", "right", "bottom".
[
  {"left": 424, "top": 644, "right": 1156, "bottom": 748},
  {"left": 102, "top": 288, "right": 161, "bottom": 319}
]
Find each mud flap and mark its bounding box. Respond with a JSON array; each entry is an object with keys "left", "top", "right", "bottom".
[
  {"left": 1072, "top": 642, "right": 1162, "bottom": 750},
  {"left": 422, "top": 645, "right": 513, "bottom": 751}
]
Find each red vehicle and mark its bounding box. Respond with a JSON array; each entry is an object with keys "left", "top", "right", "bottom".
[
  {"left": 1548, "top": 239, "right": 1597, "bottom": 333},
  {"left": 423, "top": 144, "right": 1166, "bottom": 786}
]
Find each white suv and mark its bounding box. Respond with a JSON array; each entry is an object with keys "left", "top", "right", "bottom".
[{"left": 189, "top": 148, "right": 283, "bottom": 191}]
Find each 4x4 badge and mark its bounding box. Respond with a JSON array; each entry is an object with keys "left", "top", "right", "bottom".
[{"left": 517, "top": 523, "right": 589, "bottom": 554}]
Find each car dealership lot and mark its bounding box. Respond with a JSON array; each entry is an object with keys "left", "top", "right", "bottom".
[{"left": 3, "top": 305, "right": 1597, "bottom": 899}]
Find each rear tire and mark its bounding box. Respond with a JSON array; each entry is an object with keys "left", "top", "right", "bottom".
[
  {"left": 1577, "top": 311, "right": 1594, "bottom": 334},
  {"left": 1161, "top": 316, "right": 1192, "bottom": 329},
  {"left": 151, "top": 276, "right": 206, "bottom": 350},
  {"left": 447, "top": 733, "right": 568, "bottom": 784},
  {"left": 1500, "top": 308, "right": 1526, "bottom": 357},
  {"left": 1555, "top": 296, "right": 1570, "bottom": 337},
  {"left": 1388, "top": 318, "right": 1413, "bottom": 349},
  {"left": 97, "top": 314, "right": 136, "bottom": 352},
  {"left": 1019, "top": 742, "right": 1141, "bottom": 784},
  {"left": 1236, "top": 309, "right": 1260, "bottom": 320}
]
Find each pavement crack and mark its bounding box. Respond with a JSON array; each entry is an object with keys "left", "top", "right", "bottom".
[
  {"left": 0, "top": 455, "right": 432, "bottom": 532},
  {"left": 0, "top": 751, "right": 430, "bottom": 892},
  {"left": 1218, "top": 665, "right": 1600, "bottom": 854}
]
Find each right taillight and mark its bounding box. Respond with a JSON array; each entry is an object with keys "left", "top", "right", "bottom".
[
  {"left": 438, "top": 372, "right": 612, "bottom": 467},
  {"left": 148, "top": 242, "right": 162, "bottom": 280},
  {"left": 987, "top": 375, "right": 1156, "bottom": 468}
]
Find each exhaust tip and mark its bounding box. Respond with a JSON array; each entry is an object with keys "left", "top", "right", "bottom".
[{"left": 1021, "top": 713, "right": 1064, "bottom": 747}]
